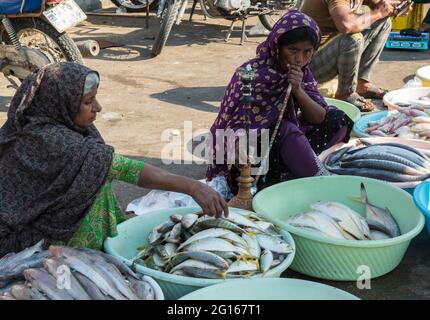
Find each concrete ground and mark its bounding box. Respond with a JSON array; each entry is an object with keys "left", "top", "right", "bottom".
[{"left": 1, "top": 3, "right": 430, "bottom": 299}]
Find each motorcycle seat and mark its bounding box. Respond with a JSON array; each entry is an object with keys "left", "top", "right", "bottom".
[{"left": 0, "top": 0, "right": 42, "bottom": 14}]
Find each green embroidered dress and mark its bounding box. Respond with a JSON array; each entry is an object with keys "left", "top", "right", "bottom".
[{"left": 63, "top": 153, "right": 143, "bottom": 249}]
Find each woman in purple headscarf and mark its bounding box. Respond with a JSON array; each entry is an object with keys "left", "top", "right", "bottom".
[{"left": 206, "top": 10, "right": 354, "bottom": 194}]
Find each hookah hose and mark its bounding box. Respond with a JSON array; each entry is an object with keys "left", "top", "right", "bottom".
[{"left": 254, "top": 84, "right": 292, "bottom": 184}]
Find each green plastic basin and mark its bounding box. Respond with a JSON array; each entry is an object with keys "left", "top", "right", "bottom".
[
  {"left": 252, "top": 176, "right": 424, "bottom": 281},
  {"left": 179, "top": 278, "right": 359, "bottom": 300},
  {"left": 104, "top": 207, "right": 296, "bottom": 300},
  {"left": 325, "top": 98, "right": 361, "bottom": 123}
]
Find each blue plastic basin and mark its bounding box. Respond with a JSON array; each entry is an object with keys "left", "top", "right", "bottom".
[{"left": 413, "top": 179, "right": 430, "bottom": 235}]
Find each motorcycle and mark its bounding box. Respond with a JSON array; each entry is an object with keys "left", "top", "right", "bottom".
[
  {"left": 151, "top": 0, "right": 298, "bottom": 56},
  {"left": 0, "top": 0, "right": 85, "bottom": 88},
  {"left": 110, "top": 0, "right": 158, "bottom": 12}
]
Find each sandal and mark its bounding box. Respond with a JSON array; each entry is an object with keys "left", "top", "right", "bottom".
[
  {"left": 345, "top": 93, "right": 376, "bottom": 112},
  {"left": 358, "top": 85, "right": 389, "bottom": 100}
]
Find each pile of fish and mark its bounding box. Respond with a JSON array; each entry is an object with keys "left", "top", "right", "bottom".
[
  {"left": 325, "top": 141, "right": 430, "bottom": 183},
  {"left": 134, "top": 210, "right": 294, "bottom": 279},
  {"left": 0, "top": 241, "right": 159, "bottom": 300},
  {"left": 366, "top": 98, "right": 430, "bottom": 139},
  {"left": 287, "top": 183, "right": 401, "bottom": 241}
]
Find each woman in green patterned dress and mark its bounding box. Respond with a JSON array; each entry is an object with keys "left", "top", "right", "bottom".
[{"left": 0, "top": 63, "right": 228, "bottom": 257}]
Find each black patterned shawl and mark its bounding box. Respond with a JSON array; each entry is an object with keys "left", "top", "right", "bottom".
[{"left": 0, "top": 62, "right": 114, "bottom": 257}]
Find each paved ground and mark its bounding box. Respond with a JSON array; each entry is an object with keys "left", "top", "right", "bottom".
[{"left": 1, "top": 4, "right": 430, "bottom": 299}]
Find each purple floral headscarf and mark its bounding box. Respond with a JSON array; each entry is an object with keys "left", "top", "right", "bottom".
[{"left": 206, "top": 10, "right": 328, "bottom": 180}]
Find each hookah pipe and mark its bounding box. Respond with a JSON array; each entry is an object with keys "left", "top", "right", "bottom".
[{"left": 227, "top": 64, "right": 257, "bottom": 211}]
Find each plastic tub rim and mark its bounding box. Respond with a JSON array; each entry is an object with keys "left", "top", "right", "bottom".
[
  {"left": 178, "top": 278, "right": 360, "bottom": 300},
  {"left": 103, "top": 207, "right": 296, "bottom": 287},
  {"left": 253, "top": 176, "right": 425, "bottom": 249},
  {"left": 414, "top": 179, "right": 430, "bottom": 219}
]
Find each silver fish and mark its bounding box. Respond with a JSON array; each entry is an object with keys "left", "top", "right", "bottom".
[
  {"left": 259, "top": 250, "right": 273, "bottom": 273},
  {"left": 182, "top": 267, "right": 226, "bottom": 279},
  {"left": 224, "top": 212, "right": 268, "bottom": 233},
  {"left": 0, "top": 251, "right": 50, "bottom": 282},
  {"left": 126, "top": 276, "right": 155, "bottom": 300},
  {"left": 311, "top": 201, "right": 370, "bottom": 240},
  {"left": 169, "top": 223, "right": 183, "bottom": 239},
  {"left": 339, "top": 159, "right": 427, "bottom": 176},
  {"left": 49, "top": 246, "right": 125, "bottom": 300},
  {"left": 148, "top": 230, "right": 162, "bottom": 245},
  {"left": 193, "top": 218, "right": 245, "bottom": 234},
  {"left": 74, "top": 272, "right": 108, "bottom": 300},
  {"left": 170, "top": 259, "right": 218, "bottom": 274},
  {"left": 10, "top": 284, "right": 33, "bottom": 300},
  {"left": 43, "top": 258, "right": 91, "bottom": 300},
  {"left": 182, "top": 238, "right": 248, "bottom": 255},
  {"left": 0, "top": 240, "right": 45, "bottom": 271},
  {"left": 24, "top": 268, "right": 75, "bottom": 300},
  {"left": 370, "top": 230, "right": 392, "bottom": 240},
  {"left": 355, "top": 183, "right": 401, "bottom": 237},
  {"left": 169, "top": 214, "right": 183, "bottom": 223},
  {"left": 220, "top": 230, "right": 248, "bottom": 248},
  {"left": 256, "top": 235, "right": 293, "bottom": 254},
  {"left": 242, "top": 233, "right": 261, "bottom": 258},
  {"left": 170, "top": 251, "right": 229, "bottom": 269},
  {"left": 164, "top": 243, "right": 178, "bottom": 258},
  {"left": 177, "top": 228, "right": 230, "bottom": 251},
  {"left": 181, "top": 213, "right": 199, "bottom": 229},
  {"left": 227, "top": 260, "right": 259, "bottom": 273},
  {"left": 156, "top": 220, "right": 176, "bottom": 233}
]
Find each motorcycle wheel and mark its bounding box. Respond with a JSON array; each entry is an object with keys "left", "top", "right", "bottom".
[
  {"left": 2, "top": 18, "right": 83, "bottom": 64},
  {"left": 198, "top": 0, "right": 220, "bottom": 18},
  {"left": 258, "top": 2, "right": 299, "bottom": 31},
  {"left": 151, "top": 0, "right": 181, "bottom": 57},
  {"left": 110, "top": 0, "right": 158, "bottom": 11}
]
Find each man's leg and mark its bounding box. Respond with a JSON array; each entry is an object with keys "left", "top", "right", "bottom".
[
  {"left": 311, "top": 33, "right": 375, "bottom": 110},
  {"left": 357, "top": 18, "right": 392, "bottom": 95}
]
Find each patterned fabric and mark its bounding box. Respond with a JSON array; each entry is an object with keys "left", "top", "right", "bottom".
[
  {"left": 206, "top": 10, "right": 327, "bottom": 181},
  {"left": 311, "top": 18, "right": 392, "bottom": 95},
  {"left": 0, "top": 63, "right": 113, "bottom": 258},
  {"left": 63, "top": 154, "right": 143, "bottom": 250}
]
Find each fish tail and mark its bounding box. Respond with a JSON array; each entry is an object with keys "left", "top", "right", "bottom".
[
  {"left": 217, "top": 271, "right": 227, "bottom": 279},
  {"left": 360, "top": 183, "right": 369, "bottom": 205}
]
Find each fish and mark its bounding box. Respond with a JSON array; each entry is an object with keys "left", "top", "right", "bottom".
[
  {"left": 182, "top": 237, "right": 248, "bottom": 255},
  {"left": 169, "top": 223, "right": 183, "bottom": 239},
  {"left": 164, "top": 243, "right": 178, "bottom": 258},
  {"left": 193, "top": 218, "right": 245, "bottom": 234},
  {"left": 255, "top": 235, "right": 293, "bottom": 254},
  {"left": 328, "top": 166, "right": 430, "bottom": 183},
  {"left": 181, "top": 267, "right": 226, "bottom": 279},
  {"left": 49, "top": 246, "right": 126, "bottom": 300},
  {"left": 224, "top": 212, "right": 268, "bottom": 233},
  {"left": 10, "top": 284, "right": 33, "bottom": 300},
  {"left": 0, "top": 251, "right": 51, "bottom": 282},
  {"left": 211, "top": 251, "right": 238, "bottom": 259},
  {"left": 170, "top": 259, "right": 218, "bottom": 274},
  {"left": 259, "top": 250, "right": 273, "bottom": 274},
  {"left": 181, "top": 213, "right": 199, "bottom": 229},
  {"left": 156, "top": 220, "right": 176, "bottom": 234},
  {"left": 370, "top": 230, "right": 391, "bottom": 240},
  {"left": 155, "top": 245, "right": 169, "bottom": 261},
  {"left": 169, "top": 251, "right": 229, "bottom": 270},
  {"left": 0, "top": 240, "right": 45, "bottom": 271},
  {"left": 74, "top": 272, "right": 108, "bottom": 300},
  {"left": 152, "top": 253, "right": 166, "bottom": 268},
  {"left": 242, "top": 233, "right": 261, "bottom": 258},
  {"left": 412, "top": 116, "right": 430, "bottom": 123},
  {"left": 325, "top": 146, "right": 354, "bottom": 166},
  {"left": 126, "top": 276, "right": 155, "bottom": 300},
  {"left": 43, "top": 258, "right": 91, "bottom": 300},
  {"left": 28, "top": 286, "right": 49, "bottom": 300},
  {"left": 288, "top": 212, "right": 348, "bottom": 240},
  {"left": 339, "top": 159, "right": 427, "bottom": 176},
  {"left": 311, "top": 201, "right": 371, "bottom": 240},
  {"left": 353, "top": 183, "right": 401, "bottom": 238},
  {"left": 220, "top": 230, "right": 248, "bottom": 248},
  {"left": 177, "top": 228, "right": 231, "bottom": 251},
  {"left": 24, "top": 268, "right": 75, "bottom": 300},
  {"left": 227, "top": 260, "right": 259, "bottom": 273},
  {"left": 169, "top": 214, "right": 183, "bottom": 223},
  {"left": 148, "top": 230, "right": 162, "bottom": 245}
]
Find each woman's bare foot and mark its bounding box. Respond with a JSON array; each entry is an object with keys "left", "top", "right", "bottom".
[
  {"left": 356, "top": 79, "right": 388, "bottom": 100},
  {"left": 419, "top": 23, "right": 430, "bottom": 32}
]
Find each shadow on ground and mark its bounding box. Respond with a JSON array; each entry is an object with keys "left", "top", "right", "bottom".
[
  {"left": 76, "top": 13, "right": 261, "bottom": 62},
  {"left": 151, "top": 86, "right": 225, "bottom": 112}
]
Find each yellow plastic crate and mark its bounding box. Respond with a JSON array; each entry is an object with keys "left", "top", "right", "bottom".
[{"left": 391, "top": 4, "right": 424, "bottom": 31}]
